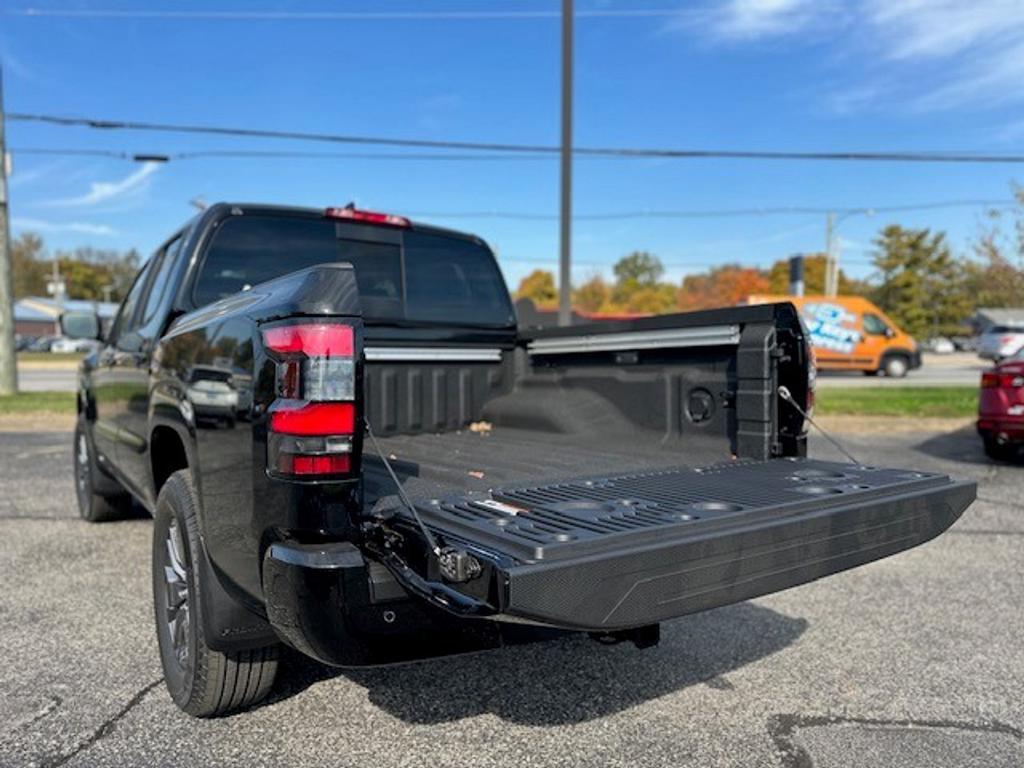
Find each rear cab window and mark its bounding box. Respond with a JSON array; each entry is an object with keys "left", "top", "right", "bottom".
[{"left": 192, "top": 214, "right": 514, "bottom": 327}]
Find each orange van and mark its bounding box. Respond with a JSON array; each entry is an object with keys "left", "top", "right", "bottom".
[{"left": 746, "top": 295, "right": 921, "bottom": 377}]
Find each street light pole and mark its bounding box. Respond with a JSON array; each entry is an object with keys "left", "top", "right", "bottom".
[
  {"left": 0, "top": 65, "right": 17, "bottom": 395},
  {"left": 824, "top": 212, "right": 837, "bottom": 297},
  {"left": 557, "top": 0, "right": 573, "bottom": 326}
]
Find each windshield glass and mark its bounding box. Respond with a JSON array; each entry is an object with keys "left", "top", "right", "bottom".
[{"left": 194, "top": 214, "right": 514, "bottom": 327}]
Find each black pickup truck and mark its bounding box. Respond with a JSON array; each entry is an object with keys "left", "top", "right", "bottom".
[{"left": 61, "top": 203, "right": 975, "bottom": 717}]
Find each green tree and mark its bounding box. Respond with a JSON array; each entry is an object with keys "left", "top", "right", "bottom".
[
  {"left": 613, "top": 251, "right": 663, "bottom": 287},
  {"left": 611, "top": 251, "right": 669, "bottom": 308},
  {"left": 514, "top": 269, "right": 557, "bottom": 306},
  {"left": 871, "top": 225, "right": 971, "bottom": 338}
]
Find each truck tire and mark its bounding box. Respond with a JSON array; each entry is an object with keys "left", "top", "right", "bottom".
[
  {"left": 882, "top": 355, "right": 909, "bottom": 378},
  {"left": 983, "top": 436, "right": 1014, "bottom": 461},
  {"left": 152, "top": 470, "right": 279, "bottom": 717},
  {"left": 74, "top": 416, "right": 132, "bottom": 522}
]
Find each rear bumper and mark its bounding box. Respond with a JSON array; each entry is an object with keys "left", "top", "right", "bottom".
[
  {"left": 977, "top": 417, "right": 1024, "bottom": 443},
  {"left": 499, "top": 479, "right": 974, "bottom": 630}
]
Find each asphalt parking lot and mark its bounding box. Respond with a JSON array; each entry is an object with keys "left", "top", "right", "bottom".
[{"left": 0, "top": 425, "right": 1021, "bottom": 768}]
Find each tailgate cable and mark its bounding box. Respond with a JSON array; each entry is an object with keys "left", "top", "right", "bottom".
[
  {"left": 778, "top": 385, "right": 862, "bottom": 466},
  {"left": 364, "top": 421, "right": 442, "bottom": 557},
  {"left": 365, "top": 422, "right": 486, "bottom": 590}
]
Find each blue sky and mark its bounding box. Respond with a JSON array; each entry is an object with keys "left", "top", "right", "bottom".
[{"left": 3, "top": 0, "right": 1024, "bottom": 290}]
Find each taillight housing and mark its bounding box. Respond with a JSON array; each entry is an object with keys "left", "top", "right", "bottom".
[
  {"left": 263, "top": 321, "right": 358, "bottom": 480},
  {"left": 982, "top": 371, "right": 1024, "bottom": 389}
]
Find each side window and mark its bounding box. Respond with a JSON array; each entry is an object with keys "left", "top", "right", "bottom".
[
  {"left": 863, "top": 312, "right": 889, "bottom": 336},
  {"left": 142, "top": 236, "right": 182, "bottom": 325},
  {"left": 107, "top": 261, "right": 153, "bottom": 348}
]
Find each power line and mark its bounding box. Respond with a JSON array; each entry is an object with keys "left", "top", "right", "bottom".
[
  {"left": 6, "top": 7, "right": 684, "bottom": 21},
  {"left": 410, "top": 200, "right": 1019, "bottom": 220},
  {"left": 10, "top": 112, "right": 1024, "bottom": 164},
  {"left": 9, "top": 147, "right": 553, "bottom": 162},
  {"left": 7, "top": 150, "right": 1017, "bottom": 219}
]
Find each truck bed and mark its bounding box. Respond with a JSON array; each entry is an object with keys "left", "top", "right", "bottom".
[{"left": 364, "top": 426, "right": 728, "bottom": 508}]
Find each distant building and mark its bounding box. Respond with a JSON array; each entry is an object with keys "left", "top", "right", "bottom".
[
  {"left": 14, "top": 296, "right": 119, "bottom": 338},
  {"left": 974, "top": 308, "right": 1024, "bottom": 334}
]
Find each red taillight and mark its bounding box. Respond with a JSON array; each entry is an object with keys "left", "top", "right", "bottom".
[
  {"left": 279, "top": 453, "right": 351, "bottom": 476},
  {"left": 982, "top": 371, "right": 1024, "bottom": 389},
  {"left": 263, "top": 324, "right": 353, "bottom": 357},
  {"left": 325, "top": 206, "right": 410, "bottom": 228},
  {"left": 269, "top": 402, "right": 355, "bottom": 435},
  {"left": 263, "top": 320, "right": 357, "bottom": 479}
]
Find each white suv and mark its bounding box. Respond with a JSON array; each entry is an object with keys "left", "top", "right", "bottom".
[{"left": 978, "top": 325, "right": 1024, "bottom": 361}]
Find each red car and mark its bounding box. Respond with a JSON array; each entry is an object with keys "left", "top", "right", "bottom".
[{"left": 978, "top": 357, "right": 1024, "bottom": 459}]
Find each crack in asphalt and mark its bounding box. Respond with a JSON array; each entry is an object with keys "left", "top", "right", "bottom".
[
  {"left": 40, "top": 679, "right": 163, "bottom": 768},
  {"left": 768, "top": 713, "right": 1023, "bottom": 768}
]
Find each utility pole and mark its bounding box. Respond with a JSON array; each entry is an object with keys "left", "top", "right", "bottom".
[
  {"left": 0, "top": 65, "right": 17, "bottom": 395},
  {"left": 824, "top": 212, "right": 837, "bottom": 297},
  {"left": 557, "top": 0, "right": 573, "bottom": 326}
]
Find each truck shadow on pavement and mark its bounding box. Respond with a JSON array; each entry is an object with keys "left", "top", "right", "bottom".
[
  {"left": 270, "top": 602, "right": 807, "bottom": 726},
  {"left": 915, "top": 426, "right": 1024, "bottom": 467}
]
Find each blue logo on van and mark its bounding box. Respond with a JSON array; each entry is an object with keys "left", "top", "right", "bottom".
[{"left": 802, "top": 302, "right": 862, "bottom": 354}]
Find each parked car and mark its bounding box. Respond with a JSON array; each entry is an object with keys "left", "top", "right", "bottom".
[
  {"left": 50, "top": 337, "right": 98, "bottom": 354},
  {"left": 951, "top": 335, "right": 979, "bottom": 352},
  {"left": 61, "top": 203, "right": 974, "bottom": 717},
  {"left": 26, "top": 335, "right": 59, "bottom": 352},
  {"left": 745, "top": 294, "right": 921, "bottom": 377},
  {"left": 923, "top": 336, "right": 956, "bottom": 354},
  {"left": 977, "top": 354, "right": 1024, "bottom": 459},
  {"left": 15, "top": 334, "right": 37, "bottom": 351},
  {"left": 977, "top": 325, "right": 1024, "bottom": 361}
]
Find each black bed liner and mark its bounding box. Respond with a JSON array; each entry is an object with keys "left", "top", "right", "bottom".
[{"left": 399, "top": 458, "right": 974, "bottom": 630}]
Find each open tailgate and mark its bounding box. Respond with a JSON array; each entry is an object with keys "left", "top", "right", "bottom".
[{"left": 406, "top": 458, "right": 975, "bottom": 630}]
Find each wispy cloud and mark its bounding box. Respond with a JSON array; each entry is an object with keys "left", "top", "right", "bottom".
[
  {"left": 12, "top": 217, "right": 117, "bottom": 236},
  {"left": 45, "top": 161, "right": 161, "bottom": 207},
  {"left": 864, "top": 0, "right": 1024, "bottom": 110},
  {"left": 675, "top": 0, "right": 1024, "bottom": 112},
  {"left": 701, "top": 0, "right": 824, "bottom": 41}
]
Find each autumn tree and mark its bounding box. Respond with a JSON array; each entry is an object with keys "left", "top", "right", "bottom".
[
  {"left": 514, "top": 269, "right": 557, "bottom": 307},
  {"left": 572, "top": 275, "right": 610, "bottom": 313},
  {"left": 678, "top": 264, "right": 770, "bottom": 310},
  {"left": 962, "top": 188, "right": 1024, "bottom": 310},
  {"left": 766, "top": 253, "right": 865, "bottom": 296},
  {"left": 12, "top": 232, "right": 48, "bottom": 298}
]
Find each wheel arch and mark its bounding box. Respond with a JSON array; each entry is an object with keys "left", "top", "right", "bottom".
[{"left": 150, "top": 419, "right": 195, "bottom": 500}]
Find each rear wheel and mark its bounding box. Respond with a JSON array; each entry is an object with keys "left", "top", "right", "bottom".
[
  {"left": 74, "top": 417, "right": 132, "bottom": 522},
  {"left": 882, "top": 355, "right": 909, "bottom": 378},
  {"left": 152, "top": 470, "right": 279, "bottom": 717},
  {"left": 983, "top": 436, "right": 1015, "bottom": 461}
]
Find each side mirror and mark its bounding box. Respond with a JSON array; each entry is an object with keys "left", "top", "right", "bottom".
[
  {"left": 885, "top": 327, "right": 896, "bottom": 339},
  {"left": 60, "top": 311, "right": 101, "bottom": 340}
]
